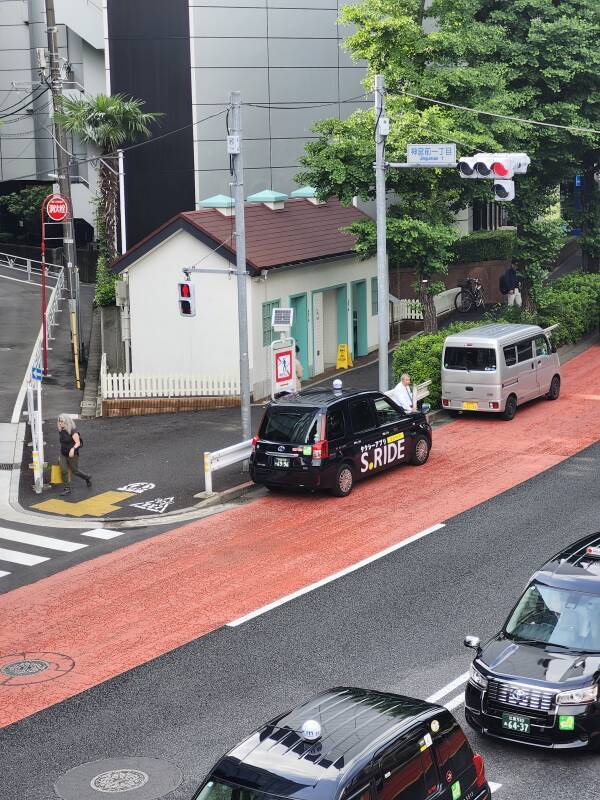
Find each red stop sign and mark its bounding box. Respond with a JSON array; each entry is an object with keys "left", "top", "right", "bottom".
[{"left": 46, "top": 194, "right": 69, "bottom": 222}]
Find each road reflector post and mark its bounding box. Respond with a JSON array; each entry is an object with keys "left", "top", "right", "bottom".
[
  {"left": 204, "top": 452, "right": 213, "bottom": 495},
  {"left": 50, "top": 464, "right": 63, "bottom": 484}
]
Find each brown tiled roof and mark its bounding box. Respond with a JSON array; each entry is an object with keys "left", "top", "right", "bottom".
[{"left": 181, "top": 198, "right": 368, "bottom": 271}]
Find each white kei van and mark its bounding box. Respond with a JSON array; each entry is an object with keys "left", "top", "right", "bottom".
[{"left": 441, "top": 323, "right": 561, "bottom": 420}]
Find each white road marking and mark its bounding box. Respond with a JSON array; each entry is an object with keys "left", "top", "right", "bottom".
[
  {"left": 227, "top": 523, "right": 446, "bottom": 626},
  {"left": 0, "top": 570, "right": 11, "bottom": 578},
  {"left": 0, "top": 526, "right": 87, "bottom": 552},
  {"left": 490, "top": 783, "right": 502, "bottom": 794},
  {"left": 0, "top": 547, "right": 49, "bottom": 566},
  {"left": 442, "top": 692, "right": 465, "bottom": 711},
  {"left": 426, "top": 672, "right": 469, "bottom": 703},
  {"left": 81, "top": 528, "right": 123, "bottom": 540}
]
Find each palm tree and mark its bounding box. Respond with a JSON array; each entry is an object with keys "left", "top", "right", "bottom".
[{"left": 55, "top": 93, "right": 161, "bottom": 264}]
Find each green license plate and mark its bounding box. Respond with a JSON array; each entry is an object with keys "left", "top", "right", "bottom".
[{"left": 502, "top": 712, "right": 530, "bottom": 733}]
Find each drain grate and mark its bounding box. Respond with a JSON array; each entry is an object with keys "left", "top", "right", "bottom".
[{"left": 0, "top": 464, "right": 16, "bottom": 471}]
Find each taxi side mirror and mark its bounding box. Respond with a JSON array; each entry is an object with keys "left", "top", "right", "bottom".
[
  {"left": 421, "top": 403, "right": 431, "bottom": 414},
  {"left": 464, "top": 635, "right": 481, "bottom": 650}
]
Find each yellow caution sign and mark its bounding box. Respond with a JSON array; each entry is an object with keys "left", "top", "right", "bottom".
[{"left": 335, "top": 344, "right": 354, "bottom": 370}]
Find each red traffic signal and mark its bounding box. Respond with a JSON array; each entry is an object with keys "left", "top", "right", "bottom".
[{"left": 178, "top": 281, "right": 195, "bottom": 316}]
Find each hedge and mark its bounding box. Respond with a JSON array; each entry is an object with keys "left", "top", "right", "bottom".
[
  {"left": 451, "top": 229, "right": 516, "bottom": 264},
  {"left": 392, "top": 272, "right": 600, "bottom": 407},
  {"left": 94, "top": 255, "right": 116, "bottom": 307}
]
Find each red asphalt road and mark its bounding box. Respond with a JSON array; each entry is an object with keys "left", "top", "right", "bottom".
[{"left": 1, "top": 345, "right": 600, "bottom": 728}]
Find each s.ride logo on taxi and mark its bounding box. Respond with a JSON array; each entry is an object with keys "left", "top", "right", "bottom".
[{"left": 360, "top": 432, "right": 405, "bottom": 473}]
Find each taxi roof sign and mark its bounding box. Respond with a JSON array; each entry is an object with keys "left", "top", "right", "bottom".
[{"left": 586, "top": 546, "right": 600, "bottom": 558}]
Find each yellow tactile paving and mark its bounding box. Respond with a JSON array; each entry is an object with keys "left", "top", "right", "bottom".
[{"left": 32, "top": 491, "right": 136, "bottom": 517}]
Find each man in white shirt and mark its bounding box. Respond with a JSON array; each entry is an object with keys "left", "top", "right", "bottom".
[{"left": 386, "top": 373, "right": 414, "bottom": 413}]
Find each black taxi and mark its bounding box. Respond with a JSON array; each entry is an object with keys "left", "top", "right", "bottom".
[
  {"left": 464, "top": 532, "right": 600, "bottom": 750},
  {"left": 192, "top": 687, "right": 491, "bottom": 800},
  {"left": 249, "top": 382, "right": 432, "bottom": 496}
]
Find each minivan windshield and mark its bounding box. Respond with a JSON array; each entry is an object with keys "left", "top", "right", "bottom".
[
  {"left": 444, "top": 346, "right": 497, "bottom": 371},
  {"left": 259, "top": 407, "right": 319, "bottom": 443},
  {"left": 504, "top": 582, "right": 600, "bottom": 652},
  {"left": 195, "top": 778, "right": 280, "bottom": 800}
]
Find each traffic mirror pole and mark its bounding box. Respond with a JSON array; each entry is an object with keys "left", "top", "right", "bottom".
[
  {"left": 230, "top": 91, "right": 252, "bottom": 442},
  {"left": 374, "top": 75, "right": 390, "bottom": 392}
]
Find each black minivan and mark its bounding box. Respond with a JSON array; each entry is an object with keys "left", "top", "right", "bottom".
[
  {"left": 192, "top": 687, "right": 491, "bottom": 800},
  {"left": 464, "top": 532, "right": 600, "bottom": 750},
  {"left": 249, "top": 384, "right": 432, "bottom": 496}
]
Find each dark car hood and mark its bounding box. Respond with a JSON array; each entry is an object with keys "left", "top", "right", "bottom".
[{"left": 480, "top": 636, "right": 600, "bottom": 687}]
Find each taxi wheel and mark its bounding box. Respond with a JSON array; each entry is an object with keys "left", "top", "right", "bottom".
[
  {"left": 546, "top": 374, "right": 561, "bottom": 400},
  {"left": 501, "top": 394, "right": 517, "bottom": 420},
  {"left": 332, "top": 464, "right": 354, "bottom": 497},
  {"left": 411, "top": 435, "right": 430, "bottom": 465}
]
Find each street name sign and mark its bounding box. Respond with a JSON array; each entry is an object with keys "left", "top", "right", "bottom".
[
  {"left": 407, "top": 144, "right": 456, "bottom": 165},
  {"left": 46, "top": 194, "right": 69, "bottom": 222}
]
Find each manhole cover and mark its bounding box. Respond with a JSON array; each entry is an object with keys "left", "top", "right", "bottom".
[
  {"left": 0, "top": 651, "right": 74, "bottom": 686},
  {"left": 55, "top": 758, "right": 183, "bottom": 800},
  {"left": 91, "top": 769, "right": 149, "bottom": 792},
  {"left": 0, "top": 658, "right": 49, "bottom": 677}
]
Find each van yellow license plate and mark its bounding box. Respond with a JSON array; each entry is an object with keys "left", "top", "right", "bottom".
[{"left": 462, "top": 401, "right": 478, "bottom": 410}]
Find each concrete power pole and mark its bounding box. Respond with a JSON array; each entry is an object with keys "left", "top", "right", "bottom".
[
  {"left": 44, "top": 0, "right": 81, "bottom": 345},
  {"left": 229, "top": 91, "right": 252, "bottom": 442},
  {"left": 374, "top": 75, "right": 390, "bottom": 392}
]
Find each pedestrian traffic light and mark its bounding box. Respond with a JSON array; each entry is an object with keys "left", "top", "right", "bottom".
[
  {"left": 492, "top": 179, "right": 515, "bottom": 201},
  {"left": 178, "top": 281, "right": 195, "bottom": 316}
]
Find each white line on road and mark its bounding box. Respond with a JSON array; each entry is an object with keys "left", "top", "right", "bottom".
[
  {"left": 0, "top": 526, "right": 87, "bottom": 552},
  {"left": 443, "top": 692, "right": 465, "bottom": 711},
  {"left": 0, "top": 547, "right": 49, "bottom": 566},
  {"left": 227, "top": 523, "right": 446, "bottom": 627},
  {"left": 81, "top": 529, "right": 123, "bottom": 540},
  {"left": 426, "top": 672, "right": 469, "bottom": 703},
  {"left": 490, "top": 783, "right": 502, "bottom": 794},
  {"left": 0, "top": 570, "right": 11, "bottom": 578}
]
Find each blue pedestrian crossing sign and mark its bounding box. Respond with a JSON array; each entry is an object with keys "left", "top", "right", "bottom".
[{"left": 31, "top": 366, "right": 43, "bottom": 381}]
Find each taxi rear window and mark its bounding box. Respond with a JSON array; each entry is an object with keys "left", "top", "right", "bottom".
[
  {"left": 444, "top": 346, "right": 496, "bottom": 371},
  {"left": 260, "top": 407, "right": 319, "bottom": 443}
]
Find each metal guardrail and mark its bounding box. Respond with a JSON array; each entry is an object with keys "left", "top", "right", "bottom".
[
  {"left": 203, "top": 439, "right": 253, "bottom": 494},
  {"left": 0, "top": 250, "right": 63, "bottom": 280}
]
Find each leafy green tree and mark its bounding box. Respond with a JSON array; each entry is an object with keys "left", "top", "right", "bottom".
[
  {"left": 0, "top": 185, "right": 50, "bottom": 241},
  {"left": 55, "top": 94, "right": 161, "bottom": 267}
]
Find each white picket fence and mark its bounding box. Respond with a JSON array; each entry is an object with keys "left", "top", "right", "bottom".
[
  {"left": 100, "top": 354, "right": 240, "bottom": 399},
  {"left": 393, "top": 288, "right": 461, "bottom": 321}
]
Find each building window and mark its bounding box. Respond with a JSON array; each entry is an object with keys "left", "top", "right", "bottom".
[
  {"left": 262, "top": 300, "right": 280, "bottom": 346},
  {"left": 371, "top": 277, "right": 378, "bottom": 315}
]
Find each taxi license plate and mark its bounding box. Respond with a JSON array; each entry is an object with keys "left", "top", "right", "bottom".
[
  {"left": 502, "top": 712, "right": 530, "bottom": 734},
  {"left": 463, "top": 401, "right": 478, "bottom": 410},
  {"left": 273, "top": 456, "right": 289, "bottom": 468}
]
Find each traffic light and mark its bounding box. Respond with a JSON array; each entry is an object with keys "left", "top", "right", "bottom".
[
  {"left": 457, "top": 156, "right": 478, "bottom": 178},
  {"left": 457, "top": 153, "right": 530, "bottom": 180},
  {"left": 178, "top": 281, "right": 195, "bottom": 316},
  {"left": 492, "top": 179, "right": 515, "bottom": 201}
]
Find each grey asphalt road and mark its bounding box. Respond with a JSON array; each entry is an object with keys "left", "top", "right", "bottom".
[
  {"left": 2, "top": 440, "right": 600, "bottom": 800},
  {"left": 0, "top": 264, "right": 56, "bottom": 421}
]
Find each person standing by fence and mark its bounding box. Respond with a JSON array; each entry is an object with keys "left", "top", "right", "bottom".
[{"left": 57, "top": 414, "right": 91, "bottom": 495}]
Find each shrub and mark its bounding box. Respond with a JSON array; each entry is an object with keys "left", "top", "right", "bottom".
[
  {"left": 452, "top": 230, "right": 516, "bottom": 264},
  {"left": 94, "top": 255, "right": 116, "bottom": 306},
  {"left": 392, "top": 272, "right": 600, "bottom": 407}
]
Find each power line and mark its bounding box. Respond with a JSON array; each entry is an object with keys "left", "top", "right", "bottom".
[
  {"left": 0, "top": 86, "right": 49, "bottom": 120},
  {"left": 398, "top": 89, "right": 600, "bottom": 137},
  {"left": 0, "top": 85, "right": 44, "bottom": 115}
]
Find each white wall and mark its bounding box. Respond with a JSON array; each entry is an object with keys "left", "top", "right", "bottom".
[{"left": 125, "top": 228, "right": 241, "bottom": 379}]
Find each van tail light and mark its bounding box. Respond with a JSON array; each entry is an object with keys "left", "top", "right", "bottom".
[
  {"left": 312, "top": 439, "right": 329, "bottom": 461},
  {"left": 489, "top": 402, "right": 499, "bottom": 409},
  {"left": 442, "top": 399, "right": 449, "bottom": 407},
  {"left": 251, "top": 435, "right": 259, "bottom": 453},
  {"left": 473, "top": 753, "right": 486, "bottom": 788}
]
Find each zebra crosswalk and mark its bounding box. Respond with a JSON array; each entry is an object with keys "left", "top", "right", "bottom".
[{"left": 0, "top": 520, "right": 124, "bottom": 583}]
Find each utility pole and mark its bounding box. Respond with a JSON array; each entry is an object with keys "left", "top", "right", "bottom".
[
  {"left": 44, "top": 0, "right": 81, "bottom": 354},
  {"left": 229, "top": 91, "right": 252, "bottom": 442},
  {"left": 374, "top": 75, "right": 390, "bottom": 392}
]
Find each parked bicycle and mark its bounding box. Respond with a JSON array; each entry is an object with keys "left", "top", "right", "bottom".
[{"left": 454, "top": 277, "right": 485, "bottom": 313}]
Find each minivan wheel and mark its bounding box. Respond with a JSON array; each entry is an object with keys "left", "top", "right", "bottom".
[
  {"left": 546, "top": 374, "right": 561, "bottom": 401},
  {"left": 331, "top": 464, "right": 354, "bottom": 497},
  {"left": 411, "top": 435, "right": 430, "bottom": 465},
  {"left": 501, "top": 394, "right": 517, "bottom": 420}
]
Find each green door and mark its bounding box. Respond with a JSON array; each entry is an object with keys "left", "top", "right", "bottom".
[
  {"left": 291, "top": 294, "right": 309, "bottom": 376},
  {"left": 352, "top": 280, "right": 368, "bottom": 357}
]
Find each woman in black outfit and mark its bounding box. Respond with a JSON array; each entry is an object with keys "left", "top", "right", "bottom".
[{"left": 57, "top": 414, "right": 91, "bottom": 495}]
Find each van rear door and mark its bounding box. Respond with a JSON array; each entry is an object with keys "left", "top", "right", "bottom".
[{"left": 442, "top": 344, "right": 499, "bottom": 410}]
